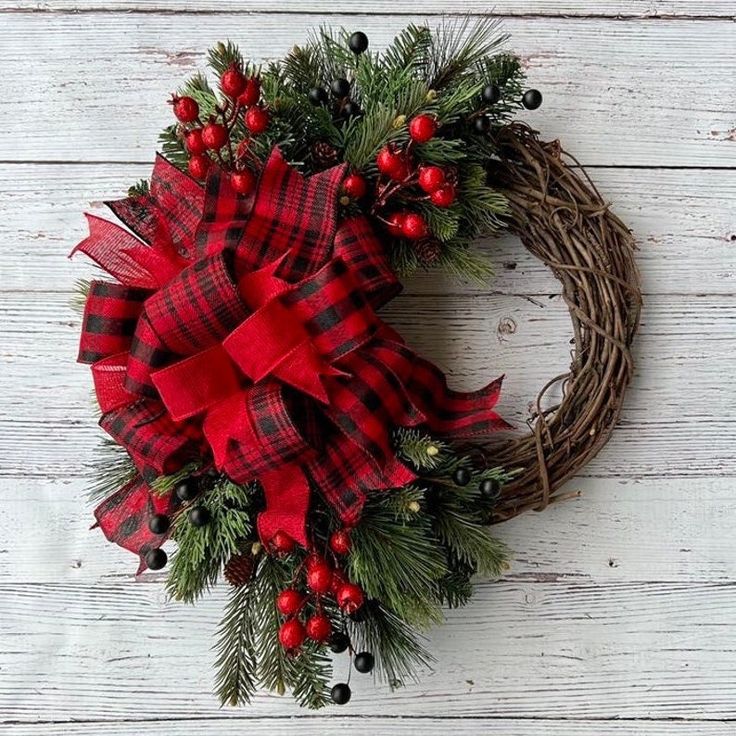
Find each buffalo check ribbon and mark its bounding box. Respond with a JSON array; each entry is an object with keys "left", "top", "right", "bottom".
[{"left": 74, "top": 148, "right": 509, "bottom": 569}]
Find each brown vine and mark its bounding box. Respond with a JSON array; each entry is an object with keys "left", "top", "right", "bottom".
[{"left": 482, "top": 123, "right": 642, "bottom": 523}]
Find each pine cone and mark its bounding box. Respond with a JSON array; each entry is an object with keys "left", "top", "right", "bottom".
[
  {"left": 224, "top": 552, "right": 255, "bottom": 587},
  {"left": 311, "top": 140, "right": 340, "bottom": 169},
  {"left": 413, "top": 239, "right": 442, "bottom": 266}
]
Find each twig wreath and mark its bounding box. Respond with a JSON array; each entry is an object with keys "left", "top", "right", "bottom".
[{"left": 72, "top": 19, "right": 640, "bottom": 708}]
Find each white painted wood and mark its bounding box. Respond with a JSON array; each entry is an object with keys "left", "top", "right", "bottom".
[
  {"left": 0, "top": 476, "right": 732, "bottom": 585},
  {"left": 2, "top": 14, "right": 735, "bottom": 167},
  {"left": 3, "top": 164, "right": 735, "bottom": 295},
  {"left": 1, "top": 577, "right": 736, "bottom": 720},
  {"left": 5, "top": 720, "right": 736, "bottom": 736},
  {"left": 4, "top": 1, "right": 735, "bottom": 17},
  {"left": 1, "top": 3, "right": 735, "bottom": 734}
]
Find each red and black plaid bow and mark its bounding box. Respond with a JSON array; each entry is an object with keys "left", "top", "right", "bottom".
[{"left": 75, "top": 148, "right": 509, "bottom": 570}]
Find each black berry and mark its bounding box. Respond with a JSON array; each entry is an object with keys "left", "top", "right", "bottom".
[
  {"left": 308, "top": 86, "right": 329, "bottom": 106},
  {"left": 348, "top": 31, "right": 369, "bottom": 55},
  {"left": 342, "top": 100, "right": 362, "bottom": 118},
  {"left": 175, "top": 477, "right": 199, "bottom": 502},
  {"left": 145, "top": 548, "right": 167, "bottom": 570},
  {"left": 189, "top": 506, "right": 211, "bottom": 527},
  {"left": 453, "top": 467, "right": 471, "bottom": 486},
  {"left": 522, "top": 89, "right": 543, "bottom": 110},
  {"left": 331, "top": 78, "right": 351, "bottom": 98},
  {"left": 474, "top": 116, "right": 491, "bottom": 134},
  {"left": 148, "top": 514, "right": 170, "bottom": 535},
  {"left": 329, "top": 632, "right": 350, "bottom": 653},
  {"left": 331, "top": 682, "right": 351, "bottom": 705},
  {"left": 479, "top": 478, "right": 500, "bottom": 498},
  {"left": 354, "top": 651, "right": 374, "bottom": 674},
  {"left": 482, "top": 83, "right": 501, "bottom": 104}
]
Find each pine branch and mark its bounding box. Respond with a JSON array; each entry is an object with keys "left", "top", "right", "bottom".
[
  {"left": 87, "top": 439, "right": 138, "bottom": 502},
  {"left": 214, "top": 582, "right": 258, "bottom": 706},
  {"left": 348, "top": 601, "right": 434, "bottom": 688},
  {"left": 166, "top": 479, "right": 255, "bottom": 603}
]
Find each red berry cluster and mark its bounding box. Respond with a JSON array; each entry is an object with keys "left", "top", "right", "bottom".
[
  {"left": 274, "top": 530, "right": 364, "bottom": 653},
  {"left": 170, "top": 63, "right": 270, "bottom": 193},
  {"left": 370, "top": 114, "right": 457, "bottom": 245}
]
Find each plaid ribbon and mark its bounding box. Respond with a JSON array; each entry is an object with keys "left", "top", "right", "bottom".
[{"left": 75, "top": 148, "right": 508, "bottom": 568}]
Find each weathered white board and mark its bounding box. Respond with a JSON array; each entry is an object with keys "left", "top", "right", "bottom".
[{"left": 0, "top": 3, "right": 735, "bottom": 735}]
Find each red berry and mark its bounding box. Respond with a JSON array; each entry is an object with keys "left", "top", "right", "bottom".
[
  {"left": 409, "top": 114, "right": 438, "bottom": 143},
  {"left": 336, "top": 582, "right": 364, "bottom": 614},
  {"left": 343, "top": 173, "right": 368, "bottom": 199},
  {"left": 430, "top": 184, "right": 456, "bottom": 208},
  {"left": 244, "top": 105, "right": 269, "bottom": 135},
  {"left": 376, "top": 146, "right": 404, "bottom": 177},
  {"left": 278, "top": 619, "right": 306, "bottom": 651},
  {"left": 276, "top": 588, "right": 305, "bottom": 616},
  {"left": 329, "top": 529, "right": 352, "bottom": 556},
  {"left": 330, "top": 569, "right": 346, "bottom": 595},
  {"left": 401, "top": 212, "right": 428, "bottom": 240},
  {"left": 389, "top": 159, "right": 410, "bottom": 182},
  {"left": 187, "top": 154, "right": 210, "bottom": 180},
  {"left": 221, "top": 65, "right": 246, "bottom": 98},
  {"left": 201, "top": 122, "right": 228, "bottom": 150},
  {"left": 270, "top": 530, "right": 296, "bottom": 554},
  {"left": 384, "top": 212, "right": 407, "bottom": 238},
  {"left": 305, "top": 614, "right": 332, "bottom": 643},
  {"left": 173, "top": 96, "right": 199, "bottom": 123},
  {"left": 305, "top": 553, "right": 326, "bottom": 570},
  {"left": 184, "top": 128, "right": 207, "bottom": 155},
  {"left": 230, "top": 169, "right": 257, "bottom": 195},
  {"left": 417, "top": 165, "right": 446, "bottom": 194},
  {"left": 238, "top": 77, "right": 261, "bottom": 107},
  {"left": 306, "top": 563, "right": 333, "bottom": 595}
]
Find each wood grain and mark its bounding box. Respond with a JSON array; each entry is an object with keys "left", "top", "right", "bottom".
[
  {"left": 3, "top": 2, "right": 735, "bottom": 18},
  {"left": 1, "top": 578, "right": 736, "bottom": 721},
  {"left": 3, "top": 164, "right": 735, "bottom": 295},
  {"left": 2, "top": 13, "right": 735, "bottom": 167},
  {"left": 0, "top": 476, "right": 732, "bottom": 584},
  {"left": 5, "top": 720, "right": 736, "bottom": 736}
]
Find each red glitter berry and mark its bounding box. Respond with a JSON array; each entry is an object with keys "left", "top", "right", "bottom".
[
  {"left": 408, "top": 114, "right": 438, "bottom": 143},
  {"left": 172, "top": 95, "right": 199, "bottom": 123},
  {"left": 306, "top": 563, "right": 333, "bottom": 595},
  {"left": 221, "top": 65, "right": 247, "bottom": 98},
  {"left": 184, "top": 128, "right": 207, "bottom": 155},
  {"left": 336, "top": 582, "right": 364, "bottom": 614},
  {"left": 417, "top": 164, "right": 446, "bottom": 194},
  {"left": 244, "top": 105, "right": 270, "bottom": 134},
  {"left": 376, "top": 146, "right": 404, "bottom": 177},
  {"left": 401, "top": 212, "right": 429, "bottom": 240},
  {"left": 430, "top": 184, "right": 456, "bottom": 208},
  {"left": 305, "top": 553, "right": 326, "bottom": 570},
  {"left": 187, "top": 154, "right": 210, "bottom": 180},
  {"left": 276, "top": 588, "right": 305, "bottom": 616},
  {"left": 270, "top": 530, "right": 296, "bottom": 554},
  {"left": 305, "top": 614, "right": 332, "bottom": 643},
  {"left": 230, "top": 169, "right": 257, "bottom": 195},
  {"left": 201, "top": 122, "right": 228, "bottom": 150},
  {"left": 329, "top": 529, "right": 352, "bottom": 556},
  {"left": 238, "top": 77, "right": 261, "bottom": 107},
  {"left": 384, "top": 212, "right": 407, "bottom": 238},
  {"left": 278, "top": 619, "right": 306, "bottom": 651},
  {"left": 343, "top": 173, "right": 368, "bottom": 199}
]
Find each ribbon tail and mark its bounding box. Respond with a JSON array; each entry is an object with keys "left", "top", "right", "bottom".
[{"left": 257, "top": 466, "right": 310, "bottom": 548}]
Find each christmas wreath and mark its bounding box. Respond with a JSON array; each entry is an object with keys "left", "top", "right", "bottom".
[{"left": 73, "top": 19, "right": 640, "bottom": 708}]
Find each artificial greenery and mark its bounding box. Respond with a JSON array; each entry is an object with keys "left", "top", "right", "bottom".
[{"left": 158, "top": 17, "right": 526, "bottom": 280}]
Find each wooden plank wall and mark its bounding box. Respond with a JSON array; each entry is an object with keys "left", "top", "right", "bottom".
[{"left": 1, "top": 2, "right": 734, "bottom": 734}]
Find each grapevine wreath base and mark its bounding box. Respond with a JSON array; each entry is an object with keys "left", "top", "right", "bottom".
[{"left": 73, "top": 20, "right": 640, "bottom": 708}]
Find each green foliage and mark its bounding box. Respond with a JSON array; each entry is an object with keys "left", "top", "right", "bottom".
[
  {"left": 86, "top": 439, "right": 138, "bottom": 502},
  {"left": 348, "top": 486, "right": 448, "bottom": 629},
  {"left": 158, "top": 17, "right": 526, "bottom": 282},
  {"left": 394, "top": 428, "right": 450, "bottom": 471},
  {"left": 70, "top": 278, "right": 91, "bottom": 316},
  {"left": 166, "top": 479, "right": 255, "bottom": 603}
]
